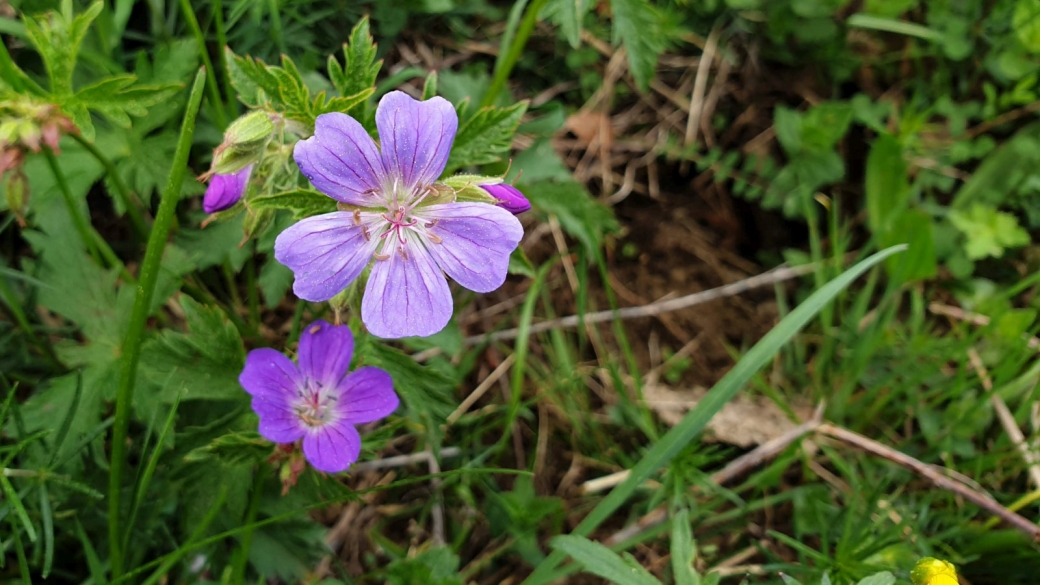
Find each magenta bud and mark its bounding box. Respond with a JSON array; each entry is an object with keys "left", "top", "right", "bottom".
[
  {"left": 482, "top": 183, "right": 530, "bottom": 214},
  {"left": 203, "top": 164, "right": 253, "bottom": 213}
]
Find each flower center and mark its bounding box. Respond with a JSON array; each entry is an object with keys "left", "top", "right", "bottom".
[{"left": 294, "top": 379, "right": 337, "bottom": 428}]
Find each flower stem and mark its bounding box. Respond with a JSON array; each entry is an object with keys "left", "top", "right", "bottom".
[
  {"left": 177, "top": 0, "right": 228, "bottom": 129},
  {"left": 482, "top": 0, "right": 550, "bottom": 108},
  {"left": 245, "top": 253, "right": 260, "bottom": 329},
  {"left": 70, "top": 133, "right": 150, "bottom": 241},
  {"left": 43, "top": 148, "right": 134, "bottom": 283},
  {"left": 211, "top": 0, "right": 238, "bottom": 118},
  {"left": 108, "top": 69, "right": 206, "bottom": 580}
]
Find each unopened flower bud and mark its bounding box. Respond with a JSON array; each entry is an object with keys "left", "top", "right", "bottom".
[
  {"left": 209, "top": 111, "right": 274, "bottom": 176},
  {"left": 481, "top": 182, "right": 530, "bottom": 214},
  {"left": 5, "top": 170, "right": 29, "bottom": 227},
  {"left": 203, "top": 164, "right": 253, "bottom": 213},
  {"left": 911, "top": 558, "right": 958, "bottom": 585}
]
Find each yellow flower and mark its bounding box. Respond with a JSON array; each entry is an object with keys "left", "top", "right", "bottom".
[{"left": 910, "top": 557, "right": 958, "bottom": 585}]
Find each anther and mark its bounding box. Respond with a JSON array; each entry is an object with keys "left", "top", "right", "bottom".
[
  {"left": 361, "top": 225, "right": 371, "bottom": 241},
  {"left": 374, "top": 252, "right": 390, "bottom": 261},
  {"left": 352, "top": 209, "right": 361, "bottom": 225},
  {"left": 425, "top": 219, "right": 439, "bottom": 228},
  {"left": 428, "top": 233, "right": 443, "bottom": 244}
]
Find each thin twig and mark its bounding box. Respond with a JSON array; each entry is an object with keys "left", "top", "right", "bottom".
[
  {"left": 929, "top": 302, "right": 1040, "bottom": 350},
  {"left": 446, "top": 355, "right": 516, "bottom": 426},
  {"left": 415, "top": 262, "right": 818, "bottom": 362},
  {"left": 684, "top": 26, "right": 719, "bottom": 148},
  {"left": 968, "top": 348, "right": 1040, "bottom": 490},
  {"left": 349, "top": 447, "right": 461, "bottom": 472},
  {"left": 815, "top": 423, "right": 1040, "bottom": 541}
]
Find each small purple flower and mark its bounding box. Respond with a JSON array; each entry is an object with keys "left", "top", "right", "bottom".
[
  {"left": 203, "top": 164, "right": 253, "bottom": 213},
  {"left": 482, "top": 183, "right": 531, "bottom": 214},
  {"left": 276, "top": 91, "right": 524, "bottom": 339},
  {"left": 239, "top": 320, "right": 398, "bottom": 473}
]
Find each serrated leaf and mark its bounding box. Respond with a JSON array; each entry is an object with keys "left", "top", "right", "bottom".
[
  {"left": 183, "top": 431, "right": 271, "bottom": 464},
  {"left": 610, "top": 0, "right": 663, "bottom": 92},
  {"left": 386, "top": 547, "right": 464, "bottom": 585},
  {"left": 444, "top": 101, "right": 527, "bottom": 174},
  {"left": 547, "top": 0, "right": 586, "bottom": 48},
  {"left": 550, "top": 535, "right": 661, "bottom": 585},
  {"left": 70, "top": 75, "right": 182, "bottom": 132},
  {"left": 139, "top": 295, "right": 246, "bottom": 403},
  {"left": 22, "top": 1, "right": 103, "bottom": 97},
  {"left": 328, "top": 17, "right": 381, "bottom": 110},
  {"left": 226, "top": 47, "right": 282, "bottom": 108},
  {"left": 250, "top": 189, "right": 338, "bottom": 218}
]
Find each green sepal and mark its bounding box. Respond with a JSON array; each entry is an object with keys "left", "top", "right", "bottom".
[
  {"left": 441, "top": 174, "right": 499, "bottom": 203},
  {"left": 208, "top": 111, "right": 274, "bottom": 175},
  {"left": 242, "top": 207, "right": 274, "bottom": 241}
]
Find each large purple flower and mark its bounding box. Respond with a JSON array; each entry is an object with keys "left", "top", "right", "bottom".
[
  {"left": 203, "top": 164, "right": 252, "bottom": 213},
  {"left": 275, "top": 91, "right": 524, "bottom": 339},
  {"left": 239, "top": 320, "right": 398, "bottom": 473}
]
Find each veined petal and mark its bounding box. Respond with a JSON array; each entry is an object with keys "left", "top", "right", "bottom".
[
  {"left": 362, "top": 234, "right": 452, "bottom": 338},
  {"left": 298, "top": 320, "right": 354, "bottom": 388},
  {"left": 239, "top": 348, "right": 300, "bottom": 399},
  {"left": 375, "top": 91, "right": 457, "bottom": 191},
  {"left": 252, "top": 396, "right": 305, "bottom": 443},
  {"left": 302, "top": 421, "right": 361, "bottom": 473},
  {"left": 274, "top": 212, "right": 380, "bottom": 302},
  {"left": 418, "top": 203, "right": 523, "bottom": 293},
  {"left": 294, "top": 113, "right": 385, "bottom": 206},
  {"left": 335, "top": 366, "right": 398, "bottom": 424}
]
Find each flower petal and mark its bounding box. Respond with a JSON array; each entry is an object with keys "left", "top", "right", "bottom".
[
  {"left": 335, "top": 366, "right": 398, "bottom": 424},
  {"left": 239, "top": 348, "right": 300, "bottom": 399},
  {"left": 293, "top": 113, "right": 385, "bottom": 206},
  {"left": 252, "top": 396, "right": 304, "bottom": 443},
  {"left": 302, "top": 421, "right": 361, "bottom": 473},
  {"left": 375, "top": 91, "right": 457, "bottom": 190},
  {"left": 361, "top": 234, "right": 452, "bottom": 338},
  {"left": 203, "top": 165, "right": 252, "bottom": 213},
  {"left": 481, "top": 183, "right": 531, "bottom": 214},
  {"left": 418, "top": 203, "right": 523, "bottom": 293},
  {"left": 274, "top": 212, "right": 380, "bottom": 302},
  {"left": 298, "top": 320, "right": 354, "bottom": 388}
]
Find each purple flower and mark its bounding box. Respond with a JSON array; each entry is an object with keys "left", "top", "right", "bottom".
[
  {"left": 482, "top": 183, "right": 531, "bottom": 214},
  {"left": 203, "top": 164, "right": 252, "bottom": 213},
  {"left": 276, "top": 91, "right": 524, "bottom": 339},
  {"left": 239, "top": 320, "right": 398, "bottom": 473}
]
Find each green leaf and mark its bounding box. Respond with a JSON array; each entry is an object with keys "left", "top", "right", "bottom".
[
  {"left": 259, "top": 256, "right": 294, "bottom": 308},
  {"left": 23, "top": 1, "right": 103, "bottom": 97},
  {"left": 524, "top": 180, "right": 620, "bottom": 254},
  {"left": 328, "top": 16, "right": 381, "bottom": 112},
  {"left": 1014, "top": 0, "right": 1040, "bottom": 53},
  {"left": 0, "top": 474, "right": 36, "bottom": 542},
  {"left": 547, "top": 0, "right": 586, "bottom": 48},
  {"left": 774, "top": 105, "right": 803, "bottom": 154},
  {"left": 523, "top": 245, "right": 907, "bottom": 585},
  {"left": 550, "top": 535, "right": 661, "bottom": 585},
  {"left": 856, "top": 572, "right": 896, "bottom": 585},
  {"left": 386, "top": 547, "right": 464, "bottom": 585},
  {"left": 800, "top": 101, "right": 853, "bottom": 152},
  {"left": 359, "top": 341, "right": 455, "bottom": 424},
  {"left": 66, "top": 75, "right": 182, "bottom": 139},
  {"left": 671, "top": 508, "right": 699, "bottom": 585},
  {"left": 881, "top": 209, "right": 936, "bottom": 282},
  {"left": 444, "top": 101, "right": 527, "bottom": 174},
  {"left": 139, "top": 296, "right": 245, "bottom": 404},
  {"left": 865, "top": 133, "right": 909, "bottom": 234},
  {"left": 226, "top": 47, "right": 282, "bottom": 108},
  {"left": 250, "top": 189, "right": 339, "bottom": 218},
  {"left": 18, "top": 373, "right": 105, "bottom": 469},
  {"left": 610, "top": 0, "right": 663, "bottom": 92},
  {"left": 952, "top": 123, "right": 1040, "bottom": 209},
  {"left": 183, "top": 431, "right": 272, "bottom": 464},
  {"left": 949, "top": 203, "right": 1030, "bottom": 260}
]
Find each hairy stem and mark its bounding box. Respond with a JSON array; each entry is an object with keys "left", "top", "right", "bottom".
[
  {"left": 482, "top": 0, "right": 550, "bottom": 108},
  {"left": 108, "top": 69, "right": 206, "bottom": 580}
]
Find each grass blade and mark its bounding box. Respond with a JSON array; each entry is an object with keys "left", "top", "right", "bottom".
[
  {"left": 0, "top": 474, "right": 36, "bottom": 542},
  {"left": 46, "top": 369, "right": 82, "bottom": 468},
  {"left": 123, "top": 393, "right": 182, "bottom": 555},
  {"left": 11, "top": 515, "right": 31, "bottom": 584},
  {"left": 522, "top": 245, "right": 907, "bottom": 585},
  {"left": 39, "top": 483, "right": 54, "bottom": 578},
  {"left": 108, "top": 68, "right": 207, "bottom": 580},
  {"left": 75, "top": 516, "right": 107, "bottom": 585}
]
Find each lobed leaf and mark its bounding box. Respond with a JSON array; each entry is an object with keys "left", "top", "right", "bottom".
[
  {"left": 250, "top": 189, "right": 338, "bottom": 218},
  {"left": 610, "top": 0, "right": 664, "bottom": 92},
  {"left": 444, "top": 101, "right": 527, "bottom": 174}
]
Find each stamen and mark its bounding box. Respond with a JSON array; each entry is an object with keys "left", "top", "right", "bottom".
[
  {"left": 398, "top": 245, "right": 408, "bottom": 260},
  {"left": 361, "top": 225, "right": 371, "bottom": 241},
  {"left": 425, "top": 219, "right": 439, "bottom": 228},
  {"left": 428, "top": 233, "right": 443, "bottom": 244},
  {"left": 352, "top": 209, "right": 361, "bottom": 225},
  {"left": 374, "top": 252, "right": 390, "bottom": 261}
]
